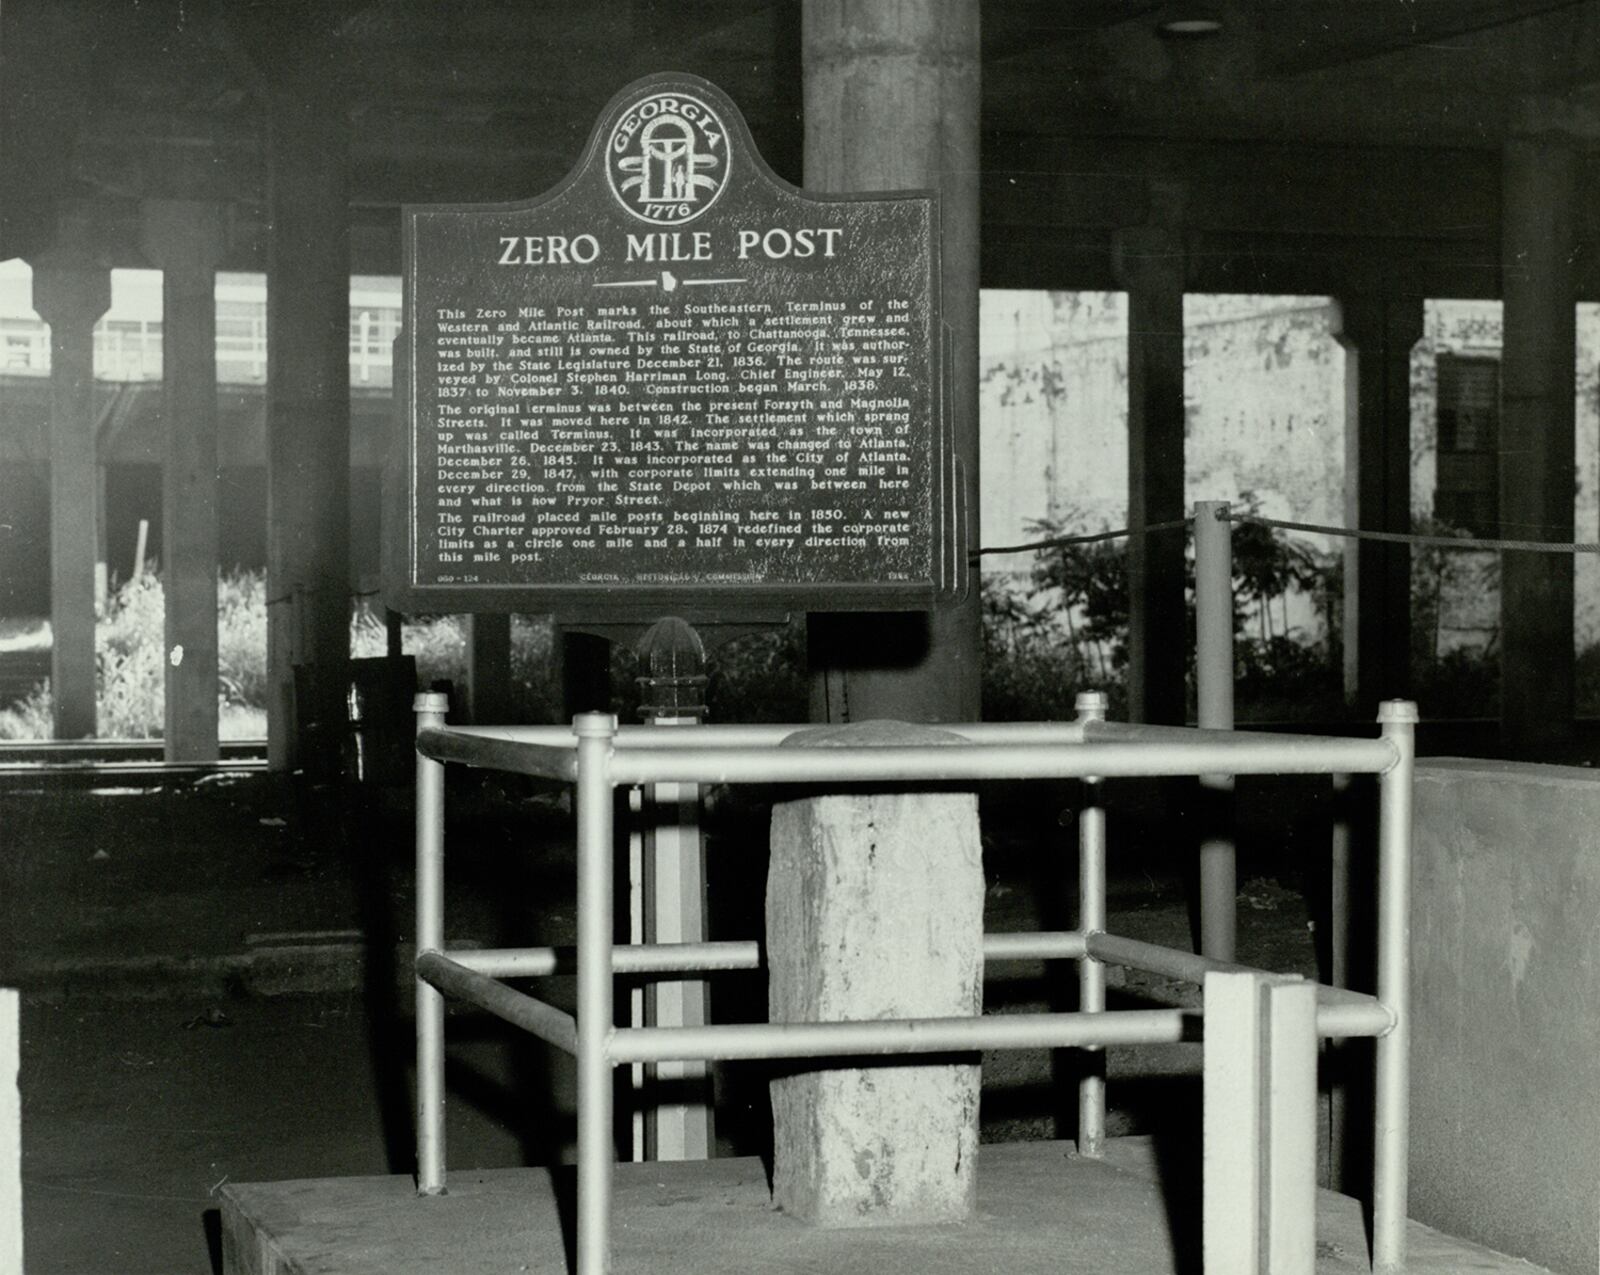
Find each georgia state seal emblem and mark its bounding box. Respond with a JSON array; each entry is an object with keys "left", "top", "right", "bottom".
[{"left": 606, "top": 89, "right": 730, "bottom": 226}]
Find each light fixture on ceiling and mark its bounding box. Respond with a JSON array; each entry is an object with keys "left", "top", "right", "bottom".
[{"left": 1158, "top": 7, "right": 1224, "bottom": 38}]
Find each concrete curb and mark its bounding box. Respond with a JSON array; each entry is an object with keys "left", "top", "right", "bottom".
[{"left": 6, "top": 937, "right": 485, "bottom": 1003}]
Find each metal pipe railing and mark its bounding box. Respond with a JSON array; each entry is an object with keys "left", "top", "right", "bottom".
[
  {"left": 416, "top": 727, "right": 577, "bottom": 781},
  {"left": 982, "top": 931, "right": 1088, "bottom": 962},
  {"left": 451, "top": 932, "right": 1088, "bottom": 980},
  {"left": 1193, "top": 499, "right": 1238, "bottom": 963},
  {"left": 608, "top": 1007, "right": 1193, "bottom": 1065},
  {"left": 1085, "top": 933, "right": 1394, "bottom": 1039},
  {"left": 574, "top": 713, "right": 615, "bottom": 1275},
  {"left": 1372, "top": 701, "right": 1416, "bottom": 1274},
  {"left": 411, "top": 696, "right": 1416, "bottom": 1275},
  {"left": 416, "top": 951, "right": 578, "bottom": 1053},
  {"left": 1075, "top": 691, "right": 1109, "bottom": 1158},
  {"left": 448, "top": 719, "right": 1093, "bottom": 748},
  {"left": 453, "top": 940, "right": 762, "bottom": 979},
  {"left": 605, "top": 736, "right": 1396, "bottom": 787},
  {"left": 413, "top": 692, "right": 448, "bottom": 1197},
  {"left": 426, "top": 720, "right": 1395, "bottom": 781}
]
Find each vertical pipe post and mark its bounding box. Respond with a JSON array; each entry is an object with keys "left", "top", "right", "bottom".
[
  {"left": 1326, "top": 768, "right": 1352, "bottom": 1189},
  {"left": 1372, "top": 700, "right": 1416, "bottom": 1275},
  {"left": 1329, "top": 772, "right": 1353, "bottom": 992},
  {"left": 574, "top": 712, "right": 618, "bottom": 1275},
  {"left": 627, "top": 790, "right": 646, "bottom": 1161},
  {"left": 1075, "top": 690, "right": 1108, "bottom": 1157},
  {"left": 1194, "top": 500, "right": 1236, "bottom": 963},
  {"left": 414, "top": 691, "right": 449, "bottom": 1196}
]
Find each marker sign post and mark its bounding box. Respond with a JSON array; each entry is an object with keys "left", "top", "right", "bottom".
[{"left": 386, "top": 72, "right": 960, "bottom": 621}]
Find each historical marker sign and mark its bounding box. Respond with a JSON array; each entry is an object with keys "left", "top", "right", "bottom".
[{"left": 386, "top": 72, "right": 960, "bottom": 620}]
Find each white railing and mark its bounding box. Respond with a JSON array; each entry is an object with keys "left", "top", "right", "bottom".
[{"left": 410, "top": 698, "right": 1417, "bottom": 1275}]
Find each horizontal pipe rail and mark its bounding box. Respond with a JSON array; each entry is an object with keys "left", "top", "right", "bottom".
[
  {"left": 1085, "top": 933, "right": 1394, "bottom": 1038},
  {"left": 443, "top": 721, "right": 1094, "bottom": 748},
  {"left": 608, "top": 1008, "right": 1193, "bottom": 1065},
  {"left": 416, "top": 951, "right": 578, "bottom": 1054},
  {"left": 443, "top": 719, "right": 1380, "bottom": 764},
  {"left": 1313, "top": 1000, "right": 1396, "bottom": 1039},
  {"left": 983, "top": 930, "right": 1089, "bottom": 961},
  {"left": 607, "top": 737, "right": 1397, "bottom": 787},
  {"left": 451, "top": 941, "right": 763, "bottom": 978},
  {"left": 419, "top": 723, "right": 1393, "bottom": 788},
  {"left": 415, "top": 729, "right": 577, "bottom": 782},
  {"left": 450, "top": 931, "right": 1089, "bottom": 979},
  {"left": 449, "top": 723, "right": 801, "bottom": 748}
]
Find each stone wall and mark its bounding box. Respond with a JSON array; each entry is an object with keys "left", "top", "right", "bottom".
[{"left": 1411, "top": 758, "right": 1600, "bottom": 1275}]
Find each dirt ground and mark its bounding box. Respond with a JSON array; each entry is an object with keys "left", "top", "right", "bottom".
[{"left": 2, "top": 764, "right": 1333, "bottom": 1274}]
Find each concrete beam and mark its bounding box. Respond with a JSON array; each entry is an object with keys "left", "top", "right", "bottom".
[
  {"left": 985, "top": 136, "right": 1500, "bottom": 244},
  {"left": 142, "top": 200, "right": 229, "bottom": 762},
  {"left": 801, "top": 0, "right": 981, "bottom": 725},
  {"left": 29, "top": 256, "right": 111, "bottom": 739}
]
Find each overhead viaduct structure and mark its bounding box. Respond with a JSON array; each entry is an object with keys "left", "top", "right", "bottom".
[{"left": 3, "top": 0, "right": 1597, "bottom": 764}]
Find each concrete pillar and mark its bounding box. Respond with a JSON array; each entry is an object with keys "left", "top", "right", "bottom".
[
  {"left": 142, "top": 201, "right": 228, "bottom": 762},
  {"left": 801, "top": 0, "right": 981, "bottom": 725},
  {"left": 766, "top": 721, "right": 983, "bottom": 1226},
  {"left": 265, "top": 75, "right": 351, "bottom": 770},
  {"left": 29, "top": 257, "right": 110, "bottom": 740},
  {"left": 1113, "top": 197, "right": 1187, "bottom": 725},
  {"left": 1335, "top": 294, "right": 1422, "bottom": 714},
  {"left": 558, "top": 628, "right": 612, "bottom": 716},
  {"left": 464, "top": 613, "right": 512, "bottom": 724},
  {"left": 464, "top": 611, "right": 512, "bottom": 719},
  {"left": 1500, "top": 137, "right": 1576, "bottom": 755}
]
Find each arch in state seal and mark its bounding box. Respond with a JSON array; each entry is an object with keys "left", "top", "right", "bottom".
[{"left": 606, "top": 89, "right": 730, "bottom": 225}]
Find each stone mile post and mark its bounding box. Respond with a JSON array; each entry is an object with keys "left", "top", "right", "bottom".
[{"left": 767, "top": 720, "right": 984, "bottom": 1226}]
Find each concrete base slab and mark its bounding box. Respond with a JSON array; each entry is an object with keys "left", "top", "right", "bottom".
[{"left": 220, "top": 1138, "right": 1554, "bottom": 1275}]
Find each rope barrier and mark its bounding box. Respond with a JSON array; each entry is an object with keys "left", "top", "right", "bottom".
[
  {"left": 1224, "top": 509, "right": 1600, "bottom": 555},
  {"left": 976, "top": 507, "right": 1600, "bottom": 559},
  {"left": 974, "top": 518, "right": 1189, "bottom": 558},
  {"left": 266, "top": 587, "right": 384, "bottom": 607},
  {"left": 263, "top": 511, "right": 1598, "bottom": 584}
]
